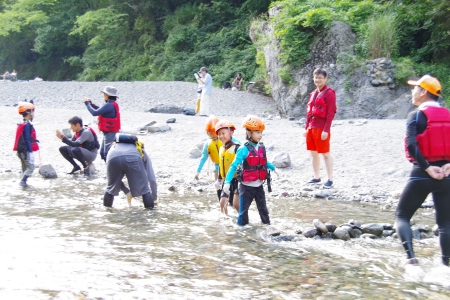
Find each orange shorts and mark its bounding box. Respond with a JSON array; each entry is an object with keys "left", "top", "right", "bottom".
[{"left": 306, "top": 128, "right": 331, "bottom": 153}]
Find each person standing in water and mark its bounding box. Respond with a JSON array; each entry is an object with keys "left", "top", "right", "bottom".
[{"left": 396, "top": 74, "right": 450, "bottom": 266}]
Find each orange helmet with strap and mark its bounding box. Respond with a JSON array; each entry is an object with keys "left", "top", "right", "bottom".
[
  {"left": 242, "top": 115, "right": 265, "bottom": 131},
  {"left": 18, "top": 102, "right": 35, "bottom": 114},
  {"left": 215, "top": 120, "right": 236, "bottom": 134},
  {"left": 205, "top": 115, "right": 220, "bottom": 133}
]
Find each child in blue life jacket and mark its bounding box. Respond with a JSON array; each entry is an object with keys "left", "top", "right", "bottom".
[
  {"left": 13, "top": 102, "right": 39, "bottom": 186},
  {"left": 214, "top": 120, "right": 241, "bottom": 215},
  {"left": 223, "top": 115, "right": 279, "bottom": 226}
]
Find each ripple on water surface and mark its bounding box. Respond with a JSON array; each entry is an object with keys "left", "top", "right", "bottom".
[{"left": 0, "top": 174, "right": 450, "bottom": 299}]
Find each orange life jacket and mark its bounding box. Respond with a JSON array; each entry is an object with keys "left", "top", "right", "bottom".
[{"left": 98, "top": 101, "right": 121, "bottom": 132}]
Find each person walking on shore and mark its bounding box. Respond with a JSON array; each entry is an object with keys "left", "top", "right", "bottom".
[
  {"left": 396, "top": 74, "right": 450, "bottom": 266},
  {"left": 304, "top": 68, "right": 337, "bottom": 188},
  {"left": 196, "top": 67, "right": 213, "bottom": 116}
]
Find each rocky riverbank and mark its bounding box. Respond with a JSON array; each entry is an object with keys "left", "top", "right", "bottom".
[{"left": 0, "top": 81, "right": 416, "bottom": 208}]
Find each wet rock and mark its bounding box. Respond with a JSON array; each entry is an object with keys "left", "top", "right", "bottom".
[
  {"left": 288, "top": 117, "right": 295, "bottom": 121},
  {"left": 147, "top": 123, "right": 170, "bottom": 133},
  {"left": 273, "top": 235, "right": 294, "bottom": 242},
  {"left": 361, "top": 223, "right": 383, "bottom": 236},
  {"left": 340, "top": 225, "right": 356, "bottom": 238},
  {"left": 420, "top": 201, "right": 434, "bottom": 208},
  {"left": 412, "top": 225, "right": 430, "bottom": 233},
  {"left": 412, "top": 228, "right": 421, "bottom": 240},
  {"left": 322, "top": 232, "right": 333, "bottom": 239},
  {"left": 332, "top": 228, "right": 350, "bottom": 241},
  {"left": 168, "top": 186, "right": 176, "bottom": 192},
  {"left": 361, "top": 233, "right": 378, "bottom": 239},
  {"left": 266, "top": 227, "right": 281, "bottom": 236},
  {"left": 313, "top": 219, "right": 328, "bottom": 234},
  {"left": 382, "top": 230, "right": 395, "bottom": 237},
  {"left": 382, "top": 223, "right": 393, "bottom": 230},
  {"left": 353, "top": 229, "right": 362, "bottom": 238},
  {"left": 166, "top": 118, "right": 176, "bottom": 123},
  {"left": 39, "top": 164, "right": 57, "bottom": 179},
  {"left": 189, "top": 148, "right": 202, "bottom": 159},
  {"left": 325, "top": 223, "right": 337, "bottom": 233},
  {"left": 433, "top": 224, "right": 439, "bottom": 236},
  {"left": 295, "top": 229, "right": 303, "bottom": 235},
  {"left": 313, "top": 190, "right": 333, "bottom": 198},
  {"left": 348, "top": 219, "right": 362, "bottom": 228},
  {"left": 272, "top": 152, "right": 291, "bottom": 168},
  {"left": 304, "top": 229, "right": 317, "bottom": 238}
]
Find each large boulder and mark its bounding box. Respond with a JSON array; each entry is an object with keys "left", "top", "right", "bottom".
[{"left": 253, "top": 8, "right": 414, "bottom": 119}]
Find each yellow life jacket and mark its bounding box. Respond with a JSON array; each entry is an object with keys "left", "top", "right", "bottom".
[
  {"left": 219, "top": 143, "right": 239, "bottom": 178},
  {"left": 207, "top": 138, "right": 222, "bottom": 164}
]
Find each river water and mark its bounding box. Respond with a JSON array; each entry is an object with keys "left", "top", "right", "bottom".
[{"left": 1, "top": 173, "right": 450, "bottom": 299}]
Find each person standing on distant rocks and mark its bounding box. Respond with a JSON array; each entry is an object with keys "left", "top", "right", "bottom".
[
  {"left": 303, "top": 68, "right": 337, "bottom": 188},
  {"left": 196, "top": 67, "right": 213, "bottom": 116},
  {"left": 396, "top": 75, "right": 450, "bottom": 266}
]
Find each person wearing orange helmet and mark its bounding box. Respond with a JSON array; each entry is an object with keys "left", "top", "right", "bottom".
[
  {"left": 13, "top": 102, "right": 39, "bottom": 186},
  {"left": 215, "top": 120, "right": 241, "bottom": 215},
  {"left": 194, "top": 116, "right": 222, "bottom": 182},
  {"left": 222, "top": 115, "right": 278, "bottom": 226},
  {"left": 396, "top": 75, "right": 450, "bottom": 266}
]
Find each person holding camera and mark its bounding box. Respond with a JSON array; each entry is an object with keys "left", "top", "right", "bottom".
[{"left": 196, "top": 67, "right": 213, "bottom": 116}]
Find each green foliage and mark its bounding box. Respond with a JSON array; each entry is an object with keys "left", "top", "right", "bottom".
[
  {"left": 279, "top": 65, "right": 294, "bottom": 84},
  {"left": 364, "top": 13, "right": 398, "bottom": 59},
  {"left": 393, "top": 57, "right": 415, "bottom": 84}
]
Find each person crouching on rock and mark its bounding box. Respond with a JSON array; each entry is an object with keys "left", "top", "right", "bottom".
[
  {"left": 56, "top": 116, "right": 99, "bottom": 176},
  {"left": 215, "top": 120, "right": 241, "bottom": 215},
  {"left": 103, "top": 134, "right": 157, "bottom": 209},
  {"left": 222, "top": 115, "right": 279, "bottom": 226},
  {"left": 13, "top": 102, "right": 39, "bottom": 186}
]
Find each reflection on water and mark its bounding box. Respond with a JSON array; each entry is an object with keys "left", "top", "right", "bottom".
[{"left": 0, "top": 173, "right": 450, "bottom": 299}]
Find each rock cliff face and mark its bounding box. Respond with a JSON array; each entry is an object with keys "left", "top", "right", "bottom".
[{"left": 252, "top": 8, "right": 414, "bottom": 119}]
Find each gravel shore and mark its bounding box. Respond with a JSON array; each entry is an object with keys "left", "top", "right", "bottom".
[{"left": 0, "top": 81, "right": 412, "bottom": 206}]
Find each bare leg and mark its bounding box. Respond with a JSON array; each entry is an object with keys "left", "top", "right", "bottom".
[
  {"left": 310, "top": 150, "right": 320, "bottom": 179},
  {"left": 322, "top": 152, "right": 333, "bottom": 181},
  {"left": 220, "top": 197, "right": 228, "bottom": 215}
]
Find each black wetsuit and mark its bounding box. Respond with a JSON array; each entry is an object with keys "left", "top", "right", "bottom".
[{"left": 396, "top": 107, "right": 450, "bottom": 265}]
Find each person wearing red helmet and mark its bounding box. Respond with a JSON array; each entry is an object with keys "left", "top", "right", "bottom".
[
  {"left": 223, "top": 115, "right": 278, "bottom": 226},
  {"left": 396, "top": 74, "right": 450, "bottom": 266},
  {"left": 215, "top": 120, "right": 241, "bottom": 215},
  {"left": 13, "top": 102, "right": 39, "bottom": 186}
]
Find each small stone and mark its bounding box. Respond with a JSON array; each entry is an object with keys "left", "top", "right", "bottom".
[
  {"left": 166, "top": 118, "right": 176, "bottom": 123},
  {"left": 313, "top": 219, "right": 328, "bottom": 234},
  {"left": 288, "top": 117, "right": 295, "bottom": 121},
  {"left": 304, "top": 229, "right": 317, "bottom": 238},
  {"left": 332, "top": 228, "right": 350, "bottom": 241},
  {"left": 168, "top": 186, "right": 176, "bottom": 192},
  {"left": 39, "top": 164, "right": 57, "bottom": 179}
]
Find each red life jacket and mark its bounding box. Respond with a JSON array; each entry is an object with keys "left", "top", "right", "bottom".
[
  {"left": 405, "top": 106, "right": 450, "bottom": 162},
  {"left": 242, "top": 142, "right": 267, "bottom": 182},
  {"left": 13, "top": 122, "right": 39, "bottom": 152},
  {"left": 98, "top": 101, "right": 121, "bottom": 132},
  {"left": 74, "top": 127, "right": 100, "bottom": 150},
  {"left": 307, "top": 87, "right": 332, "bottom": 119}
]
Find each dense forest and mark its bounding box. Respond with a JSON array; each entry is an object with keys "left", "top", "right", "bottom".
[{"left": 0, "top": 0, "right": 449, "bottom": 98}]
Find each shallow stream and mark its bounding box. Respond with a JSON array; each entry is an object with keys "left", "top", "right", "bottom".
[{"left": 1, "top": 173, "right": 450, "bottom": 299}]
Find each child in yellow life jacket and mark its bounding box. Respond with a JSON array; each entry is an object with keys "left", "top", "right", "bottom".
[
  {"left": 194, "top": 116, "right": 222, "bottom": 183},
  {"left": 223, "top": 115, "right": 279, "bottom": 226},
  {"left": 13, "top": 102, "right": 39, "bottom": 186},
  {"left": 214, "top": 120, "right": 241, "bottom": 215}
]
